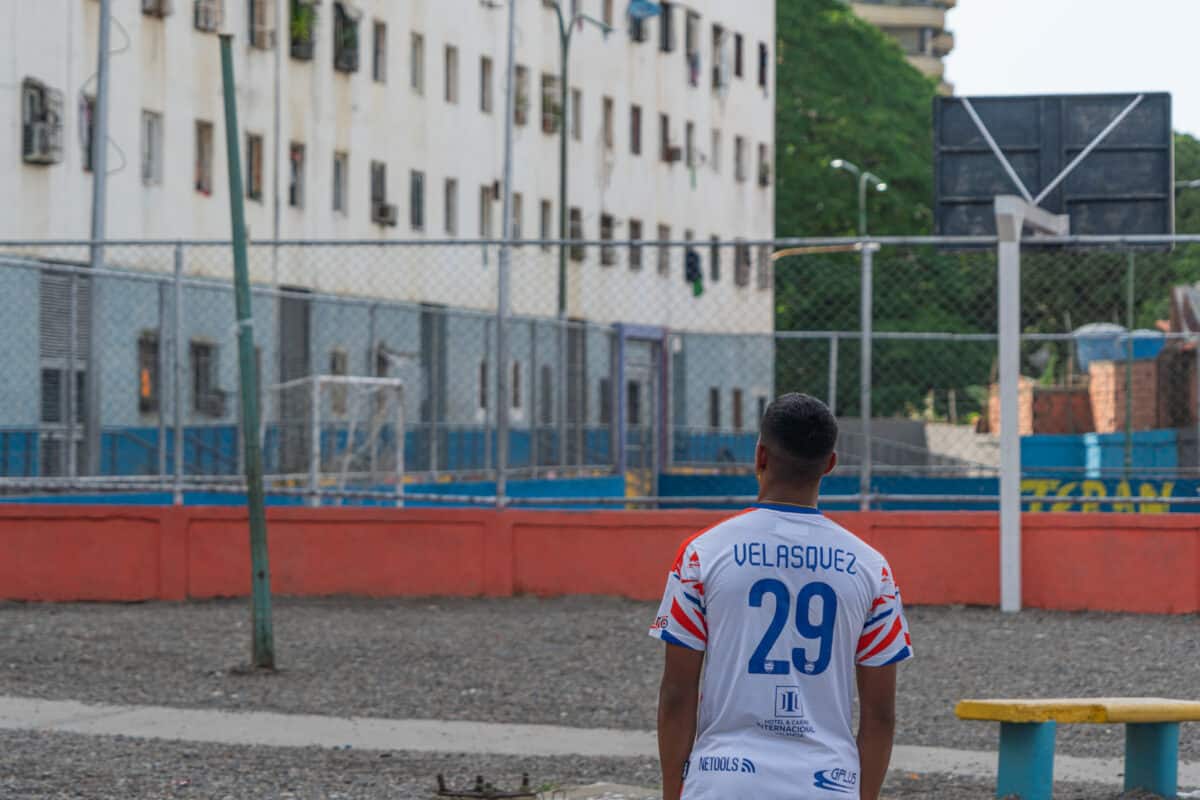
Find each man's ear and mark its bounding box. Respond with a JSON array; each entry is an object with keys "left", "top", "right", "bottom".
[
  {"left": 755, "top": 438, "right": 768, "bottom": 475},
  {"left": 823, "top": 451, "right": 838, "bottom": 477}
]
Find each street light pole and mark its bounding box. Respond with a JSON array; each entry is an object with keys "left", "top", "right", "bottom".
[{"left": 830, "top": 159, "right": 887, "bottom": 237}]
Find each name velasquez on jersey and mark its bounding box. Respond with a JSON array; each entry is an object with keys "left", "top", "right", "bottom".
[{"left": 649, "top": 504, "right": 912, "bottom": 800}]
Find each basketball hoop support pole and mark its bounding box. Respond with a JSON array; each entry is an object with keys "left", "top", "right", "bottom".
[{"left": 994, "top": 196, "right": 1069, "bottom": 613}]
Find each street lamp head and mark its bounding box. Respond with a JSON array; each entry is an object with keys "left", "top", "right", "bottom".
[
  {"left": 876, "top": 182, "right": 888, "bottom": 193},
  {"left": 830, "top": 158, "right": 845, "bottom": 169}
]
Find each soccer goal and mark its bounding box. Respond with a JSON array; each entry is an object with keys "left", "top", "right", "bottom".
[{"left": 264, "top": 375, "right": 406, "bottom": 506}]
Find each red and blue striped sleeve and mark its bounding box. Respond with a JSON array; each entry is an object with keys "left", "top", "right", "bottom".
[
  {"left": 648, "top": 540, "right": 708, "bottom": 652},
  {"left": 856, "top": 561, "right": 913, "bottom": 667}
]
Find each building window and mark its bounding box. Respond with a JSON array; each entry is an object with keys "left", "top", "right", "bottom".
[
  {"left": 195, "top": 120, "right": 213, "bottom": 195},
  {"left": 191, "top": 341, "right": 224, "bottom": 417},
  {"left": 709, "top": 235, "right": 721, "bottom": 282},
  {"left": 444, "top": 178, "right": 458, "bottom": 235},
  {"left": 332, "top": 151, "right": 348, "bottom": 213},
  {"left": 758, "top": 42, "right": 769, "bottom": 90},
  {"left": 540, "top": 365, "right": 553, "bottom": 425},
  {"left": 514, "top": 65, "right": 529, "bottom": 126},
  {"left": 138, "top": 332, "right": 159, "bottom": 415},
  {"left": 598, "top": 378, "right": 612, "bottom": 424},
  {"left": 541, "top": 73, "right": 560, "bottom": 134},
  {"left": 410, "top": 32, "right": 424, "bottom": 93},
  {"left": 80, "top": 96, "right": 96, "bottom": 172},
  {"left": 410, "top": 170, "right": 424, "bottom": 231},
  {"left": 571, "top": 88, "right": 582, "bottom": 141},
  {"left": 735, "top": 239, "right": 751, "bottom": 287},
  {"left": 628, "top": 219, "right": 642, "bottom": 271},
  {"left": 288, "top": 142, "right": 305, "bottom": 207},
  {"left": 602, "top": 0, "right": 613, "bottom": 27},
  {"left": 372, "top": 21, "right": 387, "bottom": 82},
  {"left": 480, "top": 184, "right": 494, "bottom": 237},
  {"left": 478, "top": 361, "right": 488, "bottom": 411},
  {"left": 539, "top": 199, "right": 552, "bottom": 251},
  {"left": 333, "top": 2, "right": 360, "bottom": 72},
  {"left": 685, "top": 121, "right": 695, "bottom": 168},
  {"left": 756, "top": 244, "right": 772, "bottom": 290},
  {"left": 711, "top": 24, "right": 726, "bottom": 90},
  {"left": 246, "top": 133, "right": 264, "bottom": 201},
  {"left": 330, "top": 349, "right": 349, "bottom": 414},
  {"left": 711, "top": 128, "right": 721, "bottom": 173},
  {"left": 511, "top": 192, "right": 523, "bottom": 240},
  {"left": 569, "top": 207, "right": 584, "bottom": 262},
  {"left": 600, "top": 213, "right": 616, "bottom": 266},
  {"left": 734, "top": 33, "right": 744, "bottom": 78},
  {"left": 480, "top": 57, "right": 493, "bottom": 113},
  {"left": 511, "top": 362, "right": 521, "bottom": 410},
  {"left": 708, "top": 387, "right": 720, "bottom": 429},
  {"left": 659, "top": 1, "right": 674, "bottom": 52},
  {"left": 685, "top": 11, "right": 701, "bottom": 87},
  {"left": 444, "top": 45, "right": 459, "bottom": 103},
  {"left": 249, "top": 0, "right": 274, "bottom": 49},
  {"left": 630, "top": 12, "right": 648, "bottom": 43},
  {"left": 758, "top": 143, "right": 771, "bottom": 186},
  {"left": 732, "top": 388, "right": 744, "bottom": 431},
  {"left": 194, "top": 0, "right": 223, "bottom": 33},
  {"left": 370, "top": 160, "right": 387, "bottom": 204},
  {"left": 683, "top": 229, "right": 695, "bottom": 285},
  {"left": 289, "top": 0, "right": 317, "bottom": 60},
  {"left": 630, "top": 104, "right": 642, "bottom": 156},
  {"left": 602, "top": 96, "right": 614, "bottom": 150},
  {"left": 657, "top": 224, "right": 670, "bottom": 275},
  {"left": 141, "top": 110, "right": 163, "bottom": 186},
  {"left": 734, "top": 135, "right": 747, "bottom": 182},
  {"left": 627, "top": 381, "right": 642, "bottom": 426},
  {"left": 659, "top": 113, "right": 671, "bottom": 162}
]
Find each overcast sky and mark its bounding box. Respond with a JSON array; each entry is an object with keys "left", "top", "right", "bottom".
[{"left": 944, "top": 0, "right": 1199, "bottom": 141}]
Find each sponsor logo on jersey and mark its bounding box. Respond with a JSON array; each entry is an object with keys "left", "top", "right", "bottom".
[
  {"left": 813, "top": 768, "right": 857, "bottom": 794},
  {"left": 775, "top": 686, "right": 804, "bottom": 717},
  {"left": 651, "top": 615, "right": 670, "bottom": 630},
  {"left": 696, "top": 756, "right": 756, "bottom": 774},
  {"left": 688, "top": 551, "right": 701, "bottom": 568}
]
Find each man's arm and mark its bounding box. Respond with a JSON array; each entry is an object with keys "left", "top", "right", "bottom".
[
  {"left": 657, "top": 642, "right": 704, "bottom": 800},
  {"left": 856, "top": 662, "right": 898, "bottom": 800}
]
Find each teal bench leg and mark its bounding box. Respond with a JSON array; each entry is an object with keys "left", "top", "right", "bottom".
[
  {"left": 1125, "top": 722, "right": 1179, "bottom": 798},
  {"left": 996, "top": 721, "right": 1056, "bottom": 800}
]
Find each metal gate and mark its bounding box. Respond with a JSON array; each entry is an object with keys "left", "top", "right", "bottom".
[{"left": 615, "top": 324, "right": 667, "bottom": 500}]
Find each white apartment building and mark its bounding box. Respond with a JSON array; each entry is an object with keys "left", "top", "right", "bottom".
[{"left": 3, "top": 0, "right": 776, "bottom": 334}]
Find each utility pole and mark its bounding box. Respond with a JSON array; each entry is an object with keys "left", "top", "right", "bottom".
[
  {"left": 830, "top": 159, "right": 887, "bottom": 237},
  {"left": 85, "top": 0, "right": 113, "bottom": 476}
]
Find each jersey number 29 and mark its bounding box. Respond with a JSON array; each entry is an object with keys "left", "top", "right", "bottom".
[{"left": 747, "top": 578, "right": 837, "bottom": 676}]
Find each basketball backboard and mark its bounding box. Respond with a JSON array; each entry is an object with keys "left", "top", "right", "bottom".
[{"left": 934, "top": 93, "right": 1174, "bottom": 238}]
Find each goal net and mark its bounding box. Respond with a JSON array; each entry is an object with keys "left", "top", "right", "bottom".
[{"left": 263, "top": 375, "right": 405, "bottom": 504}]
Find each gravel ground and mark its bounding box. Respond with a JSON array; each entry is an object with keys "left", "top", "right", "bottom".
[
  {"left": 0, "top": 730, "right": 1161, "bottom": 800},
  {"left": 1, "top": 597, "right": 1198, "bottom": 765}
]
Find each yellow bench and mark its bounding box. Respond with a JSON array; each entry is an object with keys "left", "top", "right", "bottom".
[{"left": 955, "top": 698, "right": 1200, "bottom": 800}]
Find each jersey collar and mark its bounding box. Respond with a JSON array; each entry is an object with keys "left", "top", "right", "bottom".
[{"left": 754, "top": 502, "right": 822, "bottom": 515}]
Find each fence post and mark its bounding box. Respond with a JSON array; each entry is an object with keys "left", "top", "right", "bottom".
[
  {"left": 828, "top": 333, "right": 839, "bottom": 416},
  {"left": 157, "top": 277, "right": 168, "bottom": 479},
  {"left": 858, "top": 244, "right": 875, "bottom": 512},
  {"left": 1124, "top": 252, "right": 1135, "bottom": 475},
  {"left": 67, "top": 272, "right": 78, "bottom": 479},
  {"left": 173, "top": 244, "right": 184, "bottom": 505},
  {"left": 996, "top": 202, "right": 1025, "bottom": 614}
]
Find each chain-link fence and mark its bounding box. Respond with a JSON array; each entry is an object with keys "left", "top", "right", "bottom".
[{"left": 0, "top": 237, "right": 1197, "bottom": 509}]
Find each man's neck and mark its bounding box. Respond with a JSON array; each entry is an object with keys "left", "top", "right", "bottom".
[{"left": 757, "top": 481, "right": 820, "bottom": 509}]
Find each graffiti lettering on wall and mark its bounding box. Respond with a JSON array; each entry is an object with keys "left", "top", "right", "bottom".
[{"left": 1022, "top": 479, "right": 1184, "bottom": 514}]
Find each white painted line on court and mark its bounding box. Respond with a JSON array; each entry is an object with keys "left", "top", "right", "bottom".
[{"left": 1, "top": 695, "right": 1198, "bottom": 789}]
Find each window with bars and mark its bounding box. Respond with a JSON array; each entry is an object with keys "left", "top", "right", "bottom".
[
  {"left": 657, "top": 224, "right": 670, "bottom": 275},
  {"left": 246, "top": 133, "right": 264, "bottom": 201},
  {"left": 514, "top": 65, "right": 529, "bottom": 126},
  {"left": 444, "top": 46, "right": 459, "bottom": 103},
  {"left": 571, "top": 88, "right": 582, "bottom": 142},
  {"left": 734, "top": 33, "right": 744, "bottom": 78},
  {"left": 82, "top": 96, "right": 96, "bottom": 173},
  {"left": 628, "top": 219, "right": 642, "bottom": 270},
  {"left": 480, "top": 57, "right": 493, "bottom": 113},
  {"left": 735, "top": 135, "right": 747, "bottom": 182},
  {"left": 539, "top": 199, "right": 552, "bottom": 251},
  {"left": 569, "top": 207, "right": 584, "bottom": 262},
  {"left": 194, "top": 0, "right": 223, "bottom": 32},
  {"left": 372, "top": 21, "right": 387, "bottom": 82},
  {"left": 659, "top": 1, "right": 674, "bottom": 52},
  {"left": 410, "top": 170, "right": 424, "bottom": 231},
  {"left": 759, "top": 41, "right": 769, "bottom": 90},
  {"left": 290, "top": 0, "right": 317, "bottom": 60},
  {"left": 600, "top": 214, "right": 616, "bottom": 266},
  {"left": 141, "top": 110, "right": 163, "bottom": 186},
  {"left": 288, "top": 142, "right": 306, "bottom": 207},
  {"left": 709, "top": 236, "right": 721, "bottom": 282},
  {"left": 138, "top": 332, "right": 160, "bottom": 415},
  {"left": 333, "top": 151, "right": 348, "bottom": 213},
  {"left": 756, "top": 244, "right": 772, "bottom": 290},
  {"left": 630, "top": 104, "right": 642, "bottom": 156},
  {"left": 511, "top": 192, "right": 523, "bottom": 241},
  {"left": 480, "top": 184, "right": 494, "bottom": 237},
  {"left": 734, "top": 239, "right": 751, "bottom": 287},
  {"left": 190, "top": 341, "right": 224, "bottom": 417},
  {"left": 711, "top": 128, "right": 721, "bottom": 173},
  {"left": 410, "top": 33, "right": 425, "bottom": 93},
  {"left": 602, "top": 96, "right": 614, "bottom": 150},
  {"left": 541, "top": 73, "right": 560, "bottom": 134},
  {"left": 195, "top": 120, "right": 213, "bottom": 195},
  {"left": 333, "top": 3, "right": 360, "bottom": 72},
  {"left": 249, "top": 0, "right": 274, "bottom": 49},
  {"left": 444, "top": 178, "right": 458, "bottom": 235}
]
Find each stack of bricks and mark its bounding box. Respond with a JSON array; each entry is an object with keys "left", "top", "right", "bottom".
[{"left": 1088, "top": 359, "right": 1160, "bottom": 434}]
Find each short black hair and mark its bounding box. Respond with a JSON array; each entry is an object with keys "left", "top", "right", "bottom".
[{"left": 760, "top": 393, "right": 838, "bottom": 483}]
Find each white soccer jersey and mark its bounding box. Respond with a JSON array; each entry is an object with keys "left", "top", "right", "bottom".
[{"left": 649, "top": 504, "right": 913, "bottom": 800}]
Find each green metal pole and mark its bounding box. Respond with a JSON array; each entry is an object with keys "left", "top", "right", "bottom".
[
  {"left": 858, "top": 172, "right": 868, "bottom": 237},
  {"left": 219, "top": 35, "right": 275, "bottom": 670},
  {"left": 1124, "top": 252, "right": 1135, "bottom": 476}
]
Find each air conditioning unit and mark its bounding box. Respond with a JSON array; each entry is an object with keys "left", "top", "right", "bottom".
[
  {"left": 196, "top": 390, "right": 228, "bottom": 418},
  {"left": 666, "top": 146, "right": 683, "bottom": 163},
  {"left": 142, "top": 0, "right": 172, "bottom": 17},
  {"left": 372, "top": 202, "right": 399, "bottom": 227},
  {"left": 194, "top": 0, "right": 222, "bottom": 32},
  {"left": 23, "top": 121, "right": 63, "bottom": 165}
]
